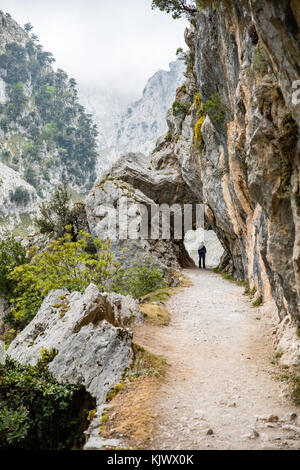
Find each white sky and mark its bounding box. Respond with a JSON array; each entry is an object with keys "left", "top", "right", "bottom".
[{"left": 0, "top": 0, "right": 187, "bottom": 100}]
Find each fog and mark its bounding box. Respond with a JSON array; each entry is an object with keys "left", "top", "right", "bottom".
[{"left": 1, "top": 0, "right": 187, "bottom": 100}]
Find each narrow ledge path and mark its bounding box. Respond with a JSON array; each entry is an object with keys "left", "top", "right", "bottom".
[{"left": 134, "top": 268, "right": 300, "bottom": 450}]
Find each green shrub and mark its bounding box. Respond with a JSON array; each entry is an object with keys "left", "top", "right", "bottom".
[
  {"left": 6, "top": 228, "right": 117, "bottom": 329},
  {"left": 252, "top": 296, "right": 263, "bottom": 307},
  {"left": 5, "top": 82, "right": 28, "bottom": 120},
  {"left": 0, "top": 39, "right": 98, "bottom": 189},
  {"left": 151, "top": 0, "right": 197, "bottom": 19},
  {"left": 202, "top": 91, "right": 226, "bottom": 125},
  {"left": 0, "top": 235, "right": 27, "bottom": 297},
  {"left": 251, "top": 44, "right": 269, "bottom": 75},
  {"left": 1, "top": 149, "right": 11, "bottom": 161},
  {"left": 172, "top": 100, "right": 189, "bottom": 117},
  {"left": 35, "top": 184, "right": 87, "bottom": 239},
  {"left": 165, "top": 130, "right": 172, "bottom": 142},
  {"left": 24, "top": 167, "right": 38, "bottom": 188},
  {"left": 0, "top": 352, "right": 93, "bottom": 450},
  {"left": 114, "top": 256, "right": 167, "bottom": 299},
  {"left": 9, "top": 187, "right": 31, "bottom": 206}
]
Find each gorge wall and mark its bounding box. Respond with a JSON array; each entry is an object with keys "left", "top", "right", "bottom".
[
  {"left": 192, "top": 0, "right": 300, "bottom": 323},
  {"left": 88, "top": 0, "right": 300, "bottom": 324},
  {"left": 80, "top": 60, "right": 185, "bottom": 172}
]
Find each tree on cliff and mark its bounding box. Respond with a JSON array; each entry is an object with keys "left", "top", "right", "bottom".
[
  {"left": 151, "top": 0, "right": 197, "bottom": 18},
  {"left": 24, "top": 23, "right": 33, "bottom": 33},
  {"left": 151, "top": 0, "right": 221, "bottom": 17}
]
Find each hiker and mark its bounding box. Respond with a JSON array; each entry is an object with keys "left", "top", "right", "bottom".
[{"left": 198, "top": 244, "right": 207, "bottom": 269}]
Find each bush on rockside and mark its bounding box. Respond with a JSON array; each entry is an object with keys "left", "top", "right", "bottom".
[{"left": 0, "top": 349, "right": 93, "bottom": 450}]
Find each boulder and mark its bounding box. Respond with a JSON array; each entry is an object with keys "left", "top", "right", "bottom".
[
  {"left": 85, "top": 177, "right": 193, "bottom": 275},
  {"left": 6, "top": 283, "right": 143, "bottom": 449}
]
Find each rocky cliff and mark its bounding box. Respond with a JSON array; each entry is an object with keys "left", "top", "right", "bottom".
[
  {"left": 0, "top": 10, "right": 99, "bottom": 234},
  {"left": 86, "top": 1, "right": 300, "bottom": 325},
  {"left": 80, "top": 61, "right": 185, "bottom": 172},
  {"left": 191, "top": 0, "right": 300, "bottom": 323}
]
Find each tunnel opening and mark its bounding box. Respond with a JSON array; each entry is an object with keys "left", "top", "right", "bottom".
[{"left": 184, "top": 228, "right": 224, "bottom": 269}]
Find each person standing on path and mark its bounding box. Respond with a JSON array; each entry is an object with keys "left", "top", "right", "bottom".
[{"left": 198, "top": 244, "right": 207, "bottom": 269}]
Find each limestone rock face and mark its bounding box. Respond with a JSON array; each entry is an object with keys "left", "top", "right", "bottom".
[
  {"left": 85, "top": 171, "right": 194, "bottom": 275},
  {"left": 275, "top": 315, "right": 300, "bottom": 366},
  {"left": 187, "top": 2, "right": 300, "bottom": 323},
  {"left": 6, "top": 282, "right": 143, "bottom": 450},
  {"left": 79, "top": 60, "right": 185, "bottom": 172},
  {"left": 7, "top": 284, "right": 142, "bottom": 397},
  {"left": 0, "top": 162, "right": 39, "bottom": 236}
]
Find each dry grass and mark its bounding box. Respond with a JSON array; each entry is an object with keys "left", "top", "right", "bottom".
[
  {"left": 141, "top": 287, "right": 177, "bottom": 304},
  {"left": 140, "top": 303, "right": 171, "bottom": 326},
  {"left": 100, "top": 344, "right": 167, "bottom": 449},
  {"left": 129, "top": 343, "right": 167, "bottom": 378},
  {"left": 101, "top": 376, "right": 160, "bottom": 448},
  {"left": 139, "top": 277, "right": 193, "bottom": 326},
  {"left": 180, "top": 276, "right": 194, "bottom": 287},
  {"left": 140, "top": 287, "right": 176, "bottom": 326}
]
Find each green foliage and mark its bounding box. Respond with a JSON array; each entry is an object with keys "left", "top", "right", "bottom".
[
  {"left": 0, "top": 40, "right": 98, "bottom": 189},
  {"left": 221, "top": 272, "right": 234, "bottom": 281},
  {"left": 9, "top": 186, "right": 30, "bottom": 206},
  {"left": 7, "top": 229, "right": 117, "bottom": 328},
  {"left": 1, "top": 149, "right": 10, "bottom": 160},
  {"left": 165, "top": 130, "right": 172, "bottom": 142},
  {"left": 176, "top": 47, "right": 195, "bottom": 72},
  {"left": 172, "top": 100, "right": 189, "bottom": 117},
  {"left": 151, "top": 0, "right": 197, "bottom": 19},
  {"left": 0, "top": 352, "right": 91, "bottom": 450},
  {"left": 35, "top": 184, "right": 87, "bottom": 239},
  {"left": 24, "top": 167, "right": 38, "bottom": 188},
  {"left": 202, "top": 91, "right": 226, "bottom": 125},
  {"left": 114, "top": 256, "right": 167, "bottom": 299},
  {"left": 0, "top": 43, "right": 29, "bottom": 84},
  {"left": 24, "top": 23, "right": 33, "bottom": 33},
  {"left": 0, "top": 235, "right": 27, "bottom": 297},
  {"left": 40, "top": 120, "right": 60, "bottom": 142},
  {"left": 252, "top": 296, "right": 263, "bottom": 307},
  {"left": 251, "top": 44, "right": 269, "bottom": 75},
  {"left": 195, "top": 0, "right": 221, "bottom": 10},
  {"left": 5, "top": 82, "right": 28, "bottom": 120},
  {"left": 151, "top": 0, "right": 222, "bottom": 17}
]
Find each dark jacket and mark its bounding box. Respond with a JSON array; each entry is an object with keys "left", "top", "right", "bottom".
[{"left": 198, "top": 246, "right": 207, "bottom": 257}]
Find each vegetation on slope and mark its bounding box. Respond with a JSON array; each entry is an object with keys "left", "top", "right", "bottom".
[
  {"left": 0, "top": 349, "right": 94, "bottom": 450},
  {"left": 0, "top": 16, "right": 98, "bottom": 195}
]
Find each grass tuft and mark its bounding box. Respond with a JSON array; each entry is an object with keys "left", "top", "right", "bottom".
[
  {"left": 252, "top": 296, "right": 263, "bottom": 307},
  {"left": 130, "top": 344, "right": 167, "bottom": 379},
  {"left": 292, "top": 375, "right": 300, "bottom": 405}
]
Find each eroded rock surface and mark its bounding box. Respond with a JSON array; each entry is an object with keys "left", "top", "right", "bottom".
[
  {"left": 85, "top": 174, "right": 194, "bottom": 275},
  {"left": 7, "top": 283, "right": 143, "bottom": 448}
]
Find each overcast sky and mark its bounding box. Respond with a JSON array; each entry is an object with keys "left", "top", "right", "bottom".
[{"left": 0, "top": 0, "right": 187, "bottom": 99}]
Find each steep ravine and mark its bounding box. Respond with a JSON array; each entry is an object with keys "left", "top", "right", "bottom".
[{"left": 1, "top": 1, "right": 300, "bottom": 451}]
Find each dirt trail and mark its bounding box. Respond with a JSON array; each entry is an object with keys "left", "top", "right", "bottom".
[{"left": 134, "top": 268, "right": 300, "bottom": 450}]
